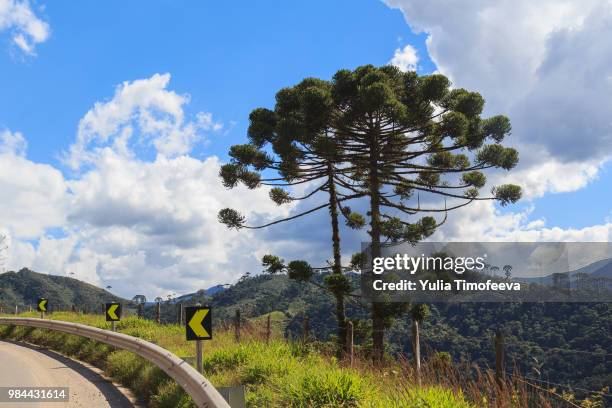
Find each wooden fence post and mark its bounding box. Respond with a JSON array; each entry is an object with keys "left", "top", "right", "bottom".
[
  {"left": 412, "top": 319, "right": 421, "bottom": 386},
  {"left": 495, "top": 329, "right": 505, "bottom": 389},
  {"left": 302, "top": 315, "right": 310, "bottom": 343},
  {"left": 177, "top": 303, "right": 184, "bottom": 325},
  {"left": 234, "top": 309, "right": 241, "bottom": 343},
  {"left": 265, "top": 314, "right": 271, "bottom": 344},
  {"left": 348, "top": 321, "right": 354, "bottom": 367}
]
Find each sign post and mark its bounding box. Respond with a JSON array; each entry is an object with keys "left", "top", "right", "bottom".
[
  {"left": 105, "top": 302, "right": 122, "bottom": 331},
  {"left": 185, "top": 305, "right": 212, "bottom": 373},
  {"left": 37, "top": 298, "right": 48, "bottom": 319}
]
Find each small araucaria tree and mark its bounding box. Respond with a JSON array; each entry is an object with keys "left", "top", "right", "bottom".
[
  {"left": 503, "top": 264, "right": 513, "bottom": 280},
  {"left": 218, "top": 78, "right": 364, "bottom": 358}
]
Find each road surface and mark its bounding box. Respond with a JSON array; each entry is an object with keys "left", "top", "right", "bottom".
[{"left": 0, "top": 340, "right": 135, "bottom": 407}]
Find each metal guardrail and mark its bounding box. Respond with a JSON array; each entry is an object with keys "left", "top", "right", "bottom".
[{"left": 0, "top": 317, "right": 230, "bottom": 408}]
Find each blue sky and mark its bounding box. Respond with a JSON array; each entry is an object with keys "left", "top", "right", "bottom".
[
  {"left": 2, "top": 0, "right": 608, "bottom": 228},
  {"left": 1, "top": 0, "right": 611, "bottom": 296},
  {"left": 1, "top": 1, "right": 432, "bottom": 163}
]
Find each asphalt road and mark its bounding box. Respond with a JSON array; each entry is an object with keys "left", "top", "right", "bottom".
[{"left": 0, "top": 341, "right": 135, "bottom": 407}]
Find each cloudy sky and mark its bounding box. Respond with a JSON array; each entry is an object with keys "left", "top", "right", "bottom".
[{"left": 1, "top": 0, "right": 611, "bottom": 298}]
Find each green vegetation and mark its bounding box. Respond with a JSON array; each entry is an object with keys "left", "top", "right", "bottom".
[
  {"left": 0, "top": 311, "right": 477, "bottom": 408},
  {"left": 174, "top": 274, "right": 610, "bottom": 400},
  {"left": 3, "top": 269, "right": 608, "bottom": 404}
]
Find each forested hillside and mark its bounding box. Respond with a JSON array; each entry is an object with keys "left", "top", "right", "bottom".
[{"left": 0, "top": 268, "right": 125, "bottom": 312}]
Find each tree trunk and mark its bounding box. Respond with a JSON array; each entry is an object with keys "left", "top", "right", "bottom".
[
  {"left": 327, "top": 167, "right": 347, "bottom": 359},
  {"left": 368, "top": 124, "right": 385, "bottom": 363}
]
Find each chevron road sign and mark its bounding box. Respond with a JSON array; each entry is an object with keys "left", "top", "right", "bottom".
[
  {"left": 37, "top": 298, "right": 48, "bottom": 313},
  {"left": 105, "top": 303, "right": 122, "bottom": 322},
  {"left": 185, "top": 306, "right": 212, "bottom": 341}
]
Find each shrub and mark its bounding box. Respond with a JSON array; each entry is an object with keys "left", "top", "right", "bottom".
[
  {"left": 150, "top": 380, "right": 194, "bottom": 408},
  {"left": 202, "top": 347, "right": 249, "bottom": 374},
  {"left": 284, "top": 370, "right": 366, "bottom": 407},
  {"left": 106, "top": 351, "right": 145, "bottom": 388}
]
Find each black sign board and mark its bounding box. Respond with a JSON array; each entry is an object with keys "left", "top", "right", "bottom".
[
  {"left": 105, "top": 302, "right": 122, "bottom": 321},
  {"left": 185, "top": 306, "right": 212, "bottom": 341}
]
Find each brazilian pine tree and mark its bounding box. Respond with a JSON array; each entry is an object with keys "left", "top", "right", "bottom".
[
  {"left": 218, "top": 78, "right": 364, "bottom": 358},
  {"left": 327, "top": 65, "right": 522, "bottom": 360}
]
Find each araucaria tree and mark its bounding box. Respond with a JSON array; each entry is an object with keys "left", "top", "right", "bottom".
[
  {"left": 219, "top": 65, "right": 521, "bottom": 362},
  {"left": 329, "top": 65, "right": 521, "bottom": 360},
  {"left": 218, "top": 78, "right": 364, "bottom": 358}
]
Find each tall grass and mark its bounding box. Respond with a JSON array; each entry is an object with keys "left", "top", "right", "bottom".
[{"left": 0, "top": 311, "right": 586, "bottom": 407}]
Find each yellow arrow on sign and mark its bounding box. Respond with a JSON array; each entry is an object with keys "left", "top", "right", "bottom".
[
  {"left": 38, "top": 299, "right": 47, "bottom": 312},
  {"left": 107, "top": 304, "right": 119, "bottom": 320},
  {"left": 188, "top": 309, "right": 210, "bottom": 338}
]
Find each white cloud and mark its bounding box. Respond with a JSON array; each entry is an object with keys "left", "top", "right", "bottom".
[
  {"left": 67, "top": 73, "right": 222, "bottom": 169},
  {"left": 389, "top": 44, "right": 419, "bottom": 71},
  {"left": 0, "top": 132, "right": 67, "bottom": 238},
  {"left": 0, "top": 0, "right": 50, "bottom": 55},
  {"left": 0, "top": 129, "right": 27, "bottom": 156},
  {"left": 3, "top": 137, "right": 290, "bottom": 296},
  {"left": 432, "top": 200, "right": 612, "bottom": 242},
  {"left": 385, "top": 0, "right": 612, "bottom": 193},
  {"left": 488, "top": 149, "right": 604, "bottom": 199},
  {"left": 60, "top": 152, "right": 288, "bottom": 296},
  {"left": 1, "top": 74, "right": 297, "bottom": 298}
]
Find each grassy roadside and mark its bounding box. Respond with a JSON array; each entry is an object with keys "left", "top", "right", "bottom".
[{"left": 0, "top": 311, "right": 476, "bottom": 407}]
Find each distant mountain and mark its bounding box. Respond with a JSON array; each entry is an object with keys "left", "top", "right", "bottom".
[
  {"left": 147, "top": 284, "right": 228, "bottom": 306},
  {"left": 0, "top": 268, "right": 125, "bottom": 312},
  {"left": 590, "top": 259, "right": 612, "bottom": 278},
  {"left": 516, "top": 258, "right": 612, "bottom": 284},
  {"left": 204, "top": 284, "right": 227, "bottom": 296},
  {"left": 176, "top": 284, "right": 227, "bottom": 301}
]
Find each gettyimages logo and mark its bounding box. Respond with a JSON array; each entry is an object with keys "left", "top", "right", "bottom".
[{"left": 372, "top": 253, "right": 487, "bottom": 275}]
